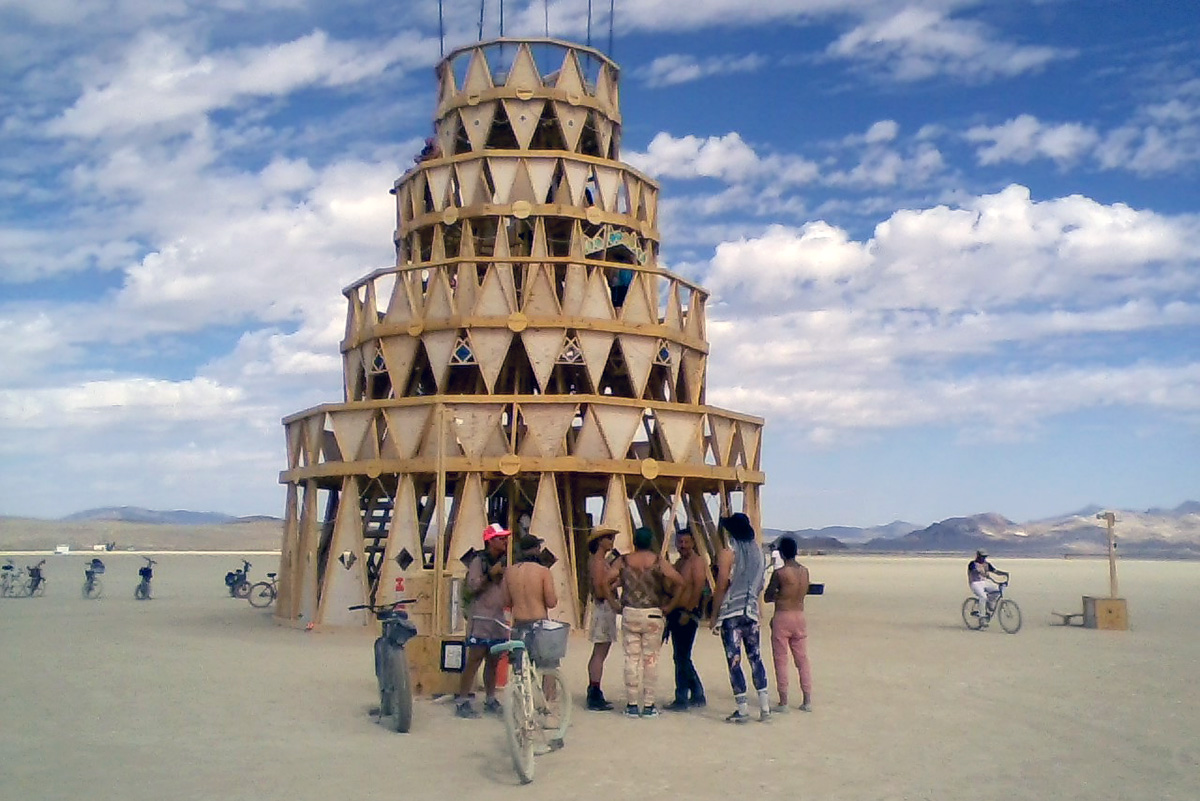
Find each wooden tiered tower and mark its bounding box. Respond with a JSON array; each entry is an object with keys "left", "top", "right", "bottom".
[{"left": 275, "top": 37, "right": 765, "bottom": 693}]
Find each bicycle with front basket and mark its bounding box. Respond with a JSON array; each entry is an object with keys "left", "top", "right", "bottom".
[
  {"left": 349, "top": 600, "right": 418, "bottom": 733},
  {"left": 962, "top": 578, "right": 1022, "bottom": 633},
  {"left": 489, "top": 620, "right": 572, "bottom": 784}
]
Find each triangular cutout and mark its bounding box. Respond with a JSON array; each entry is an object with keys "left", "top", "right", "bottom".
[
  {"left": 576, "top": 330, "right": 615, "bottom": 394},
  {"left": 572, "top": 406, "right": 610, "bottom": 459}
]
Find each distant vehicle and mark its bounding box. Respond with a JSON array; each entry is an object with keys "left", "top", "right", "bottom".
[{"left": 55, "top": 545, "right": 70, "bottom": 555}]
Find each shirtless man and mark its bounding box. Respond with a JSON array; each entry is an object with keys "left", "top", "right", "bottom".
[
  {"left": 663, "top": 529, "right": 708, "bottom": 710},
  {"left": 502, "top": 534, "right": 560, "bottom": 700},
  {"left": 584, "top": 526, "right": 619, "bottom": 711},
  {"left": 765, "top": 535, "right": 813, "bottom": 711}
]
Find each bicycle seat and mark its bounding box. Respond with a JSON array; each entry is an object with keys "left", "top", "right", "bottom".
[
  {"left": 267, "top": 572, "right": 277, "bottom": 579},
  {"left": 489, "top": 639, "right": 527, "bottom": 655}
]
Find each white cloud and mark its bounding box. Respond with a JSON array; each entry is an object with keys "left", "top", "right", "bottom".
[
  {"left": 0, "top": 377, "right": 243, "bottom": 428},
  {"left": 49, "top": 29, "right": 435, "bottom": 138},
  {"left": 967, "top": 114, "right": 1100, "bottom": 166},
  {"left": 637, "top": 52, "right": 767, "bottom": 87},
  {"left": 828, "top": 7, "right": 1065, "bottom": 82}
]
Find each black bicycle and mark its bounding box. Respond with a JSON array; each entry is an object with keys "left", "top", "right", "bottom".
[
  {"left": 224, "top": 560, "right": 252, "bottom": 598},
  {"left": 135, "top": 557, "right": 156, "bottom": 600},
  {"left": 82, "top": 559, "right": 105, "bottom": 599},
  {"left": 349, "top": 600, "right": 418, "bottom": 733},
  {"left": 247, "top": 572, "right": 278, "bottom": 608}
]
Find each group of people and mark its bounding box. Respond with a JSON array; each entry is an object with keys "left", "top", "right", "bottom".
[{"left": 453, "top": 512, "right": 815, "bottom": 724}]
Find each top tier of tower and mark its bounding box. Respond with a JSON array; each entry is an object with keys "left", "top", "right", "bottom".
[{"left": 433, "top": 37, "right": 622, "bottom": 162}]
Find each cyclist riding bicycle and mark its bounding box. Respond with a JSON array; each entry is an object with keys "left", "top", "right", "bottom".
[{"left": 967, "top": 550, "right": 1008, "bottom": 626}]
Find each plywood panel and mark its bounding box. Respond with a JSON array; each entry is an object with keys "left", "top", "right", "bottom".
[
  {"left": 561, "top": 263, "right": 588, "bottom": 316},
  {"left": 528, "top": 473, "right": 579, "bottom": 626},
  {"left": 619, "top": 335, "right": 657, "bottom": 400},
  {"left": 553, "top": 101, "right": 587, "bottom": 153},
  {"left": 522, "top": 328, "right": 566, "bottom": 392},
  {"left": 461, "top": 101, "right": 497, "bottom": 152},
  {"left": 448, "top": 473, "right": 489, "bottom": 569},
  {"left": 452, "top": 404, "right": 505, "bottom": 458},
  {"left": 468, "top": 328, "right": 512, "bottom": 391},
  {"left": 620, "top": 271, "right": 656, "bottom": 325},
  {"left": 594, "top": 165, "right": 621, "bottom": 213},
  {"left": 522, "top": 264, "right": 561, "bottom": 317},
  {"left": 572, "top": 406, "right": 609, "bottom": 460},
  {"left": 575, "top": 330, "right": 614, "bottom": 394},
  {"left": 426, "top": 164, "right": 452, "bottom": 211},
  {"left": 331, "top": 409, "right": 374, "bottom": 464},
  {"left": 592, "top": 405, "right": 643, "bottom": 461},
  {"left": 488, "top": 157, "right": 519, "bottom": 204},
  {"left": 563, "top": 159, "right": 591, "bottom": 206},
  {"left": 423, "top": 269, "right": 456, "bottom": 321},
  {"left": 505, "top": 43, "right": 542, "bottom": 92},
  {"left": 474, "top": 263, "right": 514, "bottom": 317},
  {"left": 502, "top": 98, "right": 546, "bottom": 150},
  {"left": 601, "top": 474, "right": 633, "bottom": 554},
  {"left": 383, "top": 405, "right": 431, "bottom": 460},
  {"left": 518, "top": 404, "right": 578, "bottom": 457},
  {"left": 455, "top": 159, "right": 486, "bottom": 207},
  {"left": 377, "top": 475, "right": 422, "bottom": 603},
  {"left": 655, "top": 409, "right": 703, "bottom": 464},
  {"left": 422, "top": 329, "right": 458, "bottom": 391},
  {"left": 578, "top": 265, "right": 615, "bottom": 321},
  {"left": 316, "top": 477, "right": 370, "bottom": 627},
  {"left": 385, "top": 272, "right": 417, "bottom": 325}
]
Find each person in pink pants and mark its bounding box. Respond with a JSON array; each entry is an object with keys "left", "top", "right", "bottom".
[{"left": 765, "top": 536, "right": 813, "bottom": 711}]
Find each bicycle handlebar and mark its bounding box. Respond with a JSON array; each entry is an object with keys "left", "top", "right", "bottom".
[{"left": 348, "top": 599, "right": 416, "bottom": 612}]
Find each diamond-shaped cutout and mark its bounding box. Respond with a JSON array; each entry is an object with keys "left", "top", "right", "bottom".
[{"left": 395, "top": 549, "right": 414, "bottom": 570}]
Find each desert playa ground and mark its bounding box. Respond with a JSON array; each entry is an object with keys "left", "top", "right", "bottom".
[{"left": 1, "top": 554, "right": 1197, "bottom": 801}]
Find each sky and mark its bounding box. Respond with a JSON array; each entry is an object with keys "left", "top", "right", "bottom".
[{"left": 1, "top": 0, "right": 1198, "bottom": 529}]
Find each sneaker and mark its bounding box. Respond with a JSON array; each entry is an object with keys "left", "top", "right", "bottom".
[
  {"left": 663, "top": 700, "right": 691, "bottom": 712},
  {"left": 724, "top": 710, "right": 750, "bottom": 724},
  {"left": 641, "top": 705, "right": 660, "bottom": 718},
  {"left": 455, "top": 700, "right": 480, "bottom": 719},
  {"left": 759, "top": 708, "right": 771, "bottom": 722},
  {"left": 798, "top": 702, "right": 812, "bottom": 712},
  {"left": 624, "top": 704, "right": 641, "bottom": 718},
  {"left": 482, "top": 698, "right": 503, "bottom": 715},
  {"left": 689, "top": 696, "right": 707, "bottom": 708},
  {"left": 771, "top": 704, "right": 790, "bottom": 714}
]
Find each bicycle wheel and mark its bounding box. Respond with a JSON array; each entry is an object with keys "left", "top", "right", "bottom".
[
  {"left": 83, "top": 579, "right": 103, "bottom": 599},
  {"left": 504, "top": 681, "right": 536, "bottom": 784},
  {"left": 135, "top": 582, "right": 149, "bottom": 600},
  {"left": 997, "top": 599, "right": 1022, "bottom": 634},
  {"left": 247, "top": 581, "right": 275, "bottom": 608},
  {"left": 535, "top": 669, "right": 571, "bottom": 748},
  {"left": 962, "top": 597, "right": 983, "bottom": 630},
  {"left": 233, "top": 581, "right": 251, "bottom": 599},
  {"left": 389, "top": 647, "right": 413, "bottom": 733}
]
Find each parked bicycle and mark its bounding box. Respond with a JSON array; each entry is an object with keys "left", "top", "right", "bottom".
[
  {"left": 348, "top": 600, "right": 418, "bottom": 733},
  {"left": 489, "top": 620, "right": 572, "bottom": 784},
  {"left": 224, "top": 560, "right": 252, "bottom": 598},
  {"left": 135, "top": 557, "right": 156, "bottom": 600},
  {"left": 247, "top": 573, "right": 278, "bottom": 608},
  {"left": 82, "top": 558, "right": 105, "bottom": 599},
  {"left": 962, "top": 578, "right": 1021, "bottom": 633}
]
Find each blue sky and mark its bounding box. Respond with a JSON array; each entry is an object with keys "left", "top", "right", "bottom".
[{"left": 1, "top": 0, "right": 1197, "bottom": 528}]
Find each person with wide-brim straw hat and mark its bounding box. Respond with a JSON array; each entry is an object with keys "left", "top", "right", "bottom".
[{"left": 584, "top": 526, "right": 620, "bottom": 710}]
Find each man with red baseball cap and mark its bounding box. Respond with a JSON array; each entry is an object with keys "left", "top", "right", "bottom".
[{"left": 455, "top": 523, "right": 511, "bottom": 718}]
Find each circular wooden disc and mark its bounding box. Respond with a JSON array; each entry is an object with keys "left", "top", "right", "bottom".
[
  {"left": 511, "top": 200, "right": 532, "bottom": 219},
  {"left": 585, "top": 206, "right": 603, "bottom": 225},
  {"left": 442, "top": 207, "right": 460, "bottom": 225},
  {"left": 507, "top": 312, "right": 528, "bottom": 332},
  {"left": 499, "top": 454, "right": 521, "bottom": 476},
  {"left": 515, "top": 88, "right": 534, "bottom": 101},
  {"left": 407, "top": 321, "right": 424, "bottom": 337},
  {"left": 466, "top": 93, "right": 481, "bottom": 106},
  {"left": 640, "top": 459, "right": 660, "bottom": 480}
]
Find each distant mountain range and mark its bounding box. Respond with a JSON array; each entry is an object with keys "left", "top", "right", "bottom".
[
  {"left": 765, "top": 501, "right": 1200, "bottom": 558},
  {"left": 60, "top": 507, "right": 281, "bottom": 525}
]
